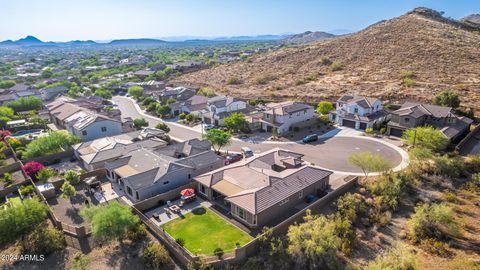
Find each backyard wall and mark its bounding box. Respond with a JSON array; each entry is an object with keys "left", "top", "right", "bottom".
[
  {"left": 24, "top": 149, "right": 75, "bottom": 165},
  {"left": 133, "top": 182, "right": 197, "bottom": 212}
]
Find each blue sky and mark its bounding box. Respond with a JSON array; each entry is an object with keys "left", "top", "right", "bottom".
[{"left": 1, "top": 0, "right": 478, "bottom": 41}]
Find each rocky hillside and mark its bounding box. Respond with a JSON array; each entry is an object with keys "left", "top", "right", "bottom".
[
  {"left": 461, "top": 14, "right": 480, "bottom": 25},
  {"left": 284, "top": 31, "right": 336, "bottom": 44},
  {"left": 176, "top": 8, "right": 480, "bottom": 110}
]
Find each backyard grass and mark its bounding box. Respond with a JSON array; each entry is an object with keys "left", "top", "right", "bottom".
[{"left": 161, "top": 207, "right": 253, "bottom": 255}]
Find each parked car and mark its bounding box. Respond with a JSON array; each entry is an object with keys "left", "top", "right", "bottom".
[
  {"left": 241, "top": 147, "right": 254, "bottom": 157},
  {"left": 302, "top": 134, "right": 318, "bottom": 143},
  {"left": 203, "top": 124, "right": 215, "bottom": 130},
  {"left": 224, "top": 153, "right": 243, "bottom": 165}
]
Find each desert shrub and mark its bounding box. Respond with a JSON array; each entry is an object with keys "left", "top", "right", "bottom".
[
  {"left": 333, "top": 216, "right": 355, "bottom": 256},
  {"left": 434, "top": 155, "right": 466, "bottom": 179},
  {"left": 5, "top": 96, "right": 43, "bottom": 113},
  {"left": 155, "top": 104, "right": 171, "bottom": 117},
  {"left": 141, "top": 96, "right": 157, "bottom": 106},
  {"left": 295, "top": 78, "right": 306, "bottom": 85},
  {"left": 320, "top": 55, "right": 331, "bottom": 65},
  {"left": 447, "top": 254, "right": 480, "bottom": 270},
  {"left": 19, "top": 225, "right": 66, "bottom": 255},
  {"left": 442, "top": 191, "right": 457, "bottom": 202},
  {"left": 128, "top": 86, "right": 144, "bottom": 99},
  {"left": 408, "top": 203, "right": 459, "bottom": 242},
  {"left": 306, "top": 74, "right": 317, "bottom": 81},
  {"left": 197, "top": 87, "right": 216, "bottom": 97},
  {"left": 146, "top": 102, "right": 159, "bottom": 112},
  {"left": 65, "top": 170, "right": 80, "bottom": 184},
  {"left": 330, "top": 61, "right": 343, "bottom": 71},
  {"left": 365, "top": 127, "right": 373, "bottom": 134},
  {"left": 402, "top": 77, "right": 415, "bottom": 87},
  {"left": 19, "top": 184, "right": 34, "bottom": 195},
  {"left": 366, "top": 243, "right": 419, "bottom": 270},
  {"left": 336, "top": 193, "right": 359, "bottom": 222},
  {"left": 409, "top": 147, "right": 434, "bottom": 161},
  {"left": 126, "top": 223, "right": 147, "bottom": 241},
  {"left": 6, "top": 137, "right": 22, "bottom": 150},
  {"left": 141, "top": 242, "right": 173, "bottom": 270},
  {"left": 403, "top": 126, "right": 448, "bottom": 151},
  {"left": 185, "top": 113, "right": 194, "bottom": 122},
  {"left": 71, "top": 252, "right": 91, "bottom": 270},
  {"left": 465, "top": 155, "right": 480, "bottom": 173},
  {"left": 179, "top": 112, "right": 187, "bottom": 120},
  {"left": 368, "top": 172, "right": 405, "bottom": 210},
  {"left": 462, "top": 173, "right": 480, "bottom": 192},
  {"left": 255, "top": 75, "right": 274, "bottom": 85},
  {"left": 227, "top": 76, "right": 242, "bottom": 85},
  {"left": 420, "top": 238, "right": 449, "bottom": 256}
]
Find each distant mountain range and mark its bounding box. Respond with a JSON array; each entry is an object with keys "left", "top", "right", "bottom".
[
  {"left": 0, "top": 33, "right": 325, "bottom": 47},
  {"left": 284, "top": 31, "right": 336, "bottom": 44}
]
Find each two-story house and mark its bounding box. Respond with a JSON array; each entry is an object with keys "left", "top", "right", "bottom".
[
  {"left": 260, "top": 101, "right": 315, "bottom": 134},
  {"left": 386, "top": 102, "right": 472, "bottom": 143},
  {"left": 200, "top": 96, "right": 249, "bottom": 126},
  {"left": 39, "top": 86, "right": 69, "bottom": 101},
  {"left": 329, "top": 95, "right": 388, "bottom": 130},
  {"left": 154, "top": 86, "right": 196, "bottom": 104},
  {"left": 194, "top": 148, "right": 332, "bottom": 228},
  {"left": 105, "top": 148, "right": 223, "bottom": 203}
]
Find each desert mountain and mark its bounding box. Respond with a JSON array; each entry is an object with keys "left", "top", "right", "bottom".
[
  {"left": 461, "top": 14, "right": 480, "bottom": 25},
  {"left": 284, "top": 31, "right": 336, "bottom": 44},
  {"left": 176, "top": 7, "right": 480, "bottom": 110}
]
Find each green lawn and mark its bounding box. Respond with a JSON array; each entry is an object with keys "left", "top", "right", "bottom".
[{"left": 161, "top": 207, "right": 253, "bottom": 255}]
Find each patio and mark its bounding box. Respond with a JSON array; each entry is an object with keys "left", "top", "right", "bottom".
[
  {"left": 143, "top": 196, "right": 212, "bottom": 226},
  {"left": 48, "top": 159, "right": 83, "bottom": 174}
]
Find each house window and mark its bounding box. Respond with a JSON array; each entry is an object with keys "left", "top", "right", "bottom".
[
  {"left": 266, "top": 114, "right": 270, "bottom": 119},
  {"left": 127, "top": 186, "right": 132, "bottom": 196},
  {"left": 82, "top": 130, "right": 87, "bottom": 136},
  {"left": 299, "top": 190, "right": 303, "bottom": 199},
  {"left": 237, "top": 206, "right": 246, "bottom": 220},
  {"left": 136, "top": 191, "right": 139, "bottom": 200},
  {"left": 304, "top": 109, "right": 307, "bottom": 114},
  {"left": 404, "top": 118, "right": 410, "bottom": 122},
  {"left": 253, "top": 215, "right": 257, "bottom": 225},
  {"left": 199, "top": 184, "right": 206, "bottom": 194},
  {"left": 163, "top": 181, "right": 169, "bottom": 185},
  {"left": 101, "top": 126, "right": 107, "bottom": 132},
  {"left": 188, "top": 174, "right": 191, "bottom": 179},
  {"left": 289, "top": 114, "right": 292, "bottom": 118},
  {"left": 354, "top": 108, "right": 358, "bottom": 114}
]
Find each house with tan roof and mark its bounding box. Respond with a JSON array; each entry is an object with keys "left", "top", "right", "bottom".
[
  {"left": 329, "top": 95, "right": 389, "bottom": 130},
  {"left": 260, "top": 101, "right": 315, "bottom": 134},
  {"left": 194, "top": 148, "right": 332, "bottom": 228}
]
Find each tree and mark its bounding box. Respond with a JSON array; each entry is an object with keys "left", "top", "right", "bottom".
[
  {"left": 146, "top": 102, "right": 159, "bottom": 112},
  {"left": 141, "top": 96, "right": 157, "bottom": 106},
  {"left": 407, "top": 203, "right": 459, "bottom": 242},
  {"left": 93, "top": 88, "right": 112, "bottom": 99},
  {"left": 433, "top": 90, "right": 460, "bottom": 109},
  {"left": 155, "top": 122, "right": 170, "bottom": 133},
  {"left": 65, "top": 170, "right": 80, "bottom": 184},
  {"left": 36, "top": 167, "right": 57, "bottom": 183},
  {"left": 19, "top": 226, "right": 65, "bottom": 256},
  {"left": 22, "top": 161, "right": 45, "bottom": 180},
  {"left": 155, "top": 104, "right": 171, "bottom": 117},
  {"left": 0, "top": 197, "right": 48, "bottom": 245},
  {"left": 128, "top": 86, "right": 144, "bottom": 99},
  {"left": 166, "top": 97, "right": 177, "bottom": 105},
  {"left": 402, "top": 126, "right": 448, "bottom": 152},
  {"left": 224, "top": 112, "right": 248, "bottom": 132},
  {"left": 80, "top": 202, "right": 140, "bottom": 241},
  {"left": 348, "top": 152, "right": 391, "bottom": 177},
  {"left": 23, "top": 131, "right": 81, "bottom": 159},
  {"left": 203, "top": 129, "right": 232, "bottom": 153},
  {"left": 287, "top": 211, "right": 340, "bottom": 269},
  {"left": 61, "top": 180, "right": 76, "bottom": 200},
  {"left": 141, "top": 242, "right": 174, "bottom": 270},
  {"left": 133, "top": 118, "right": 149, "bottom": 129},
  {"left": 0, "top": 80, "right": 15, "bottom": 89},
  {"left": 185, "top": 113, "right": 194, "bottom": 122},
  {"left": 316, "top": 101, "right": 334, "bottom": 115},
  {"left": 5, "top": 96, "right": 43, "bottom": 112}
]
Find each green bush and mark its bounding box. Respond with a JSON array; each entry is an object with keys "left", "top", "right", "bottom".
[
  {"left": 5, "top": 96, "right": 43, "bottom": 113},
  {"left": 420, "top": 238, "right": 449, "bottom": 256},
  {"left": 197, "top": 87, "right": 215, "bottom": 97},
  {"left": 214, "top": 247, "right": 224, "bottom": 259},
  {"left": 434, "top": 155, "right": 466, "bottom": 179},
  {"left": 71, "top": 252, "right": 91, "bottom": 270},
  {"left": 227, "top": 77, "right": 242, "bottom": 85},
  {"left": 330, "top": 61, "right": 343, "bottom": 72},
  {"left": 126, "top": 223, "right": 147, "bottom": 241},
  {"left": 408, "top": 203, "right": 459, "bottom": 242},
  {"left": 36, "top": 167, "right": 57, "bottom": 183},
  {"left": 368, "top": 172, "right": 404, "bottom": 210},
  {"left": 175, "top": 237, "right": 185, "bottom": 246},
  {"left": 133, "top": 118, "right": 149, "bottom": 129},
  {"left": 320, "top": 56, "right": 331, "bottom": 65},
  {"left": 155, "top": 122, "right": 170, "bottom": 133},
  {"left": 19, "top": 225, "right": 66, "bottom": 255},
  {"left": 128, "top": 86, "right": 144, "bottom": 99},
  {"left": 402, "top": 126, "right": 448, "bottom": 151},
  {"left": 365, "top": 127, "right": 373, "bottom": 134},
  {"left": 19, "top": 184, "right": 34, "bottom": 195},
  {"left": 141, "top": 242, "right": 173, "bottom": 270},
  {"left": 462, "top": 173, "right": 480, "bottom": 192}
]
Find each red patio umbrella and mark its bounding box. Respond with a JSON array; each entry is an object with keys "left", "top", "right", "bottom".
[{"left": 181, "top": 188, "right": 195, "bottom": 197}]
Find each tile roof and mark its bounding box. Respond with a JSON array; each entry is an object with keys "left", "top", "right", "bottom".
[
  {"left": 264, "top": 101, "right": 313, "bottom": 116},
  {"left": 337, "top": 95, "right": 380, "bottom": 109}
]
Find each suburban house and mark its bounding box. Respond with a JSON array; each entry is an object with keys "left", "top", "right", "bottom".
[
  {"left": 386, "top": 102, "right": 473, "bottom": 143},
  {"left": 47, "top": 97, "right": 123, "bottom": 141},
  {"left": 166, "top": 61, "right": 207, "bottom": 73},
  {"left": 105, "top": 148, "right": 223, "bottom": 202},
  {"left": 329, "top": 95, "right": 389, "bottom": 130},
  {"left": 200, "top": 96, "right": 250, "bottom": 126},
  {"left": 74, "top": 129, "right": 168, "bottom": 171},
  {"left": 194, "top": 148, "right": 332, "bottom": 228},
  {"left": 39, "top": 85, "right": 69, "bottom": 100},
  {"left": 0, "top": 94, "right": 15, "bottom": 105},
  {"left": 168, "top": 95, "right": 208, "bottom": 116},
  {"left": 154, "top": 86, "right": 196, "bottom": 104},
  {"left": 260, "top": 101, "right": 315, "bottom": 134}
]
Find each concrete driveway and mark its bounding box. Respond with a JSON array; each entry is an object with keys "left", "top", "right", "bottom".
[{"left": 113, "top": 96, "right": 408, "bottom": 175}]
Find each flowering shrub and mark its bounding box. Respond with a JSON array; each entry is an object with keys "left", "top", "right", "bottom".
[
  {"left": 0, "top": 130, "right": 12, "bottom": 141},
  {"left": 22, "top": 161, "right": 45, "bottom": 181}
]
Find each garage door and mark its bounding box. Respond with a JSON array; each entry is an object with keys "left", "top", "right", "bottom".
[
  {"left": 342, "top": 119, "right": 356, "bottom": 128},
  {"left": 359, "top": 122, "right": 367, "bottom": 130},
  {"left": 390, "top": 128, "right": 404, "bottom": 137}
]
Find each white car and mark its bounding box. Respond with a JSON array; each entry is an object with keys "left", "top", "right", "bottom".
[{"left": 203, "top": 124, "right": 215, "bottom": 130}]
